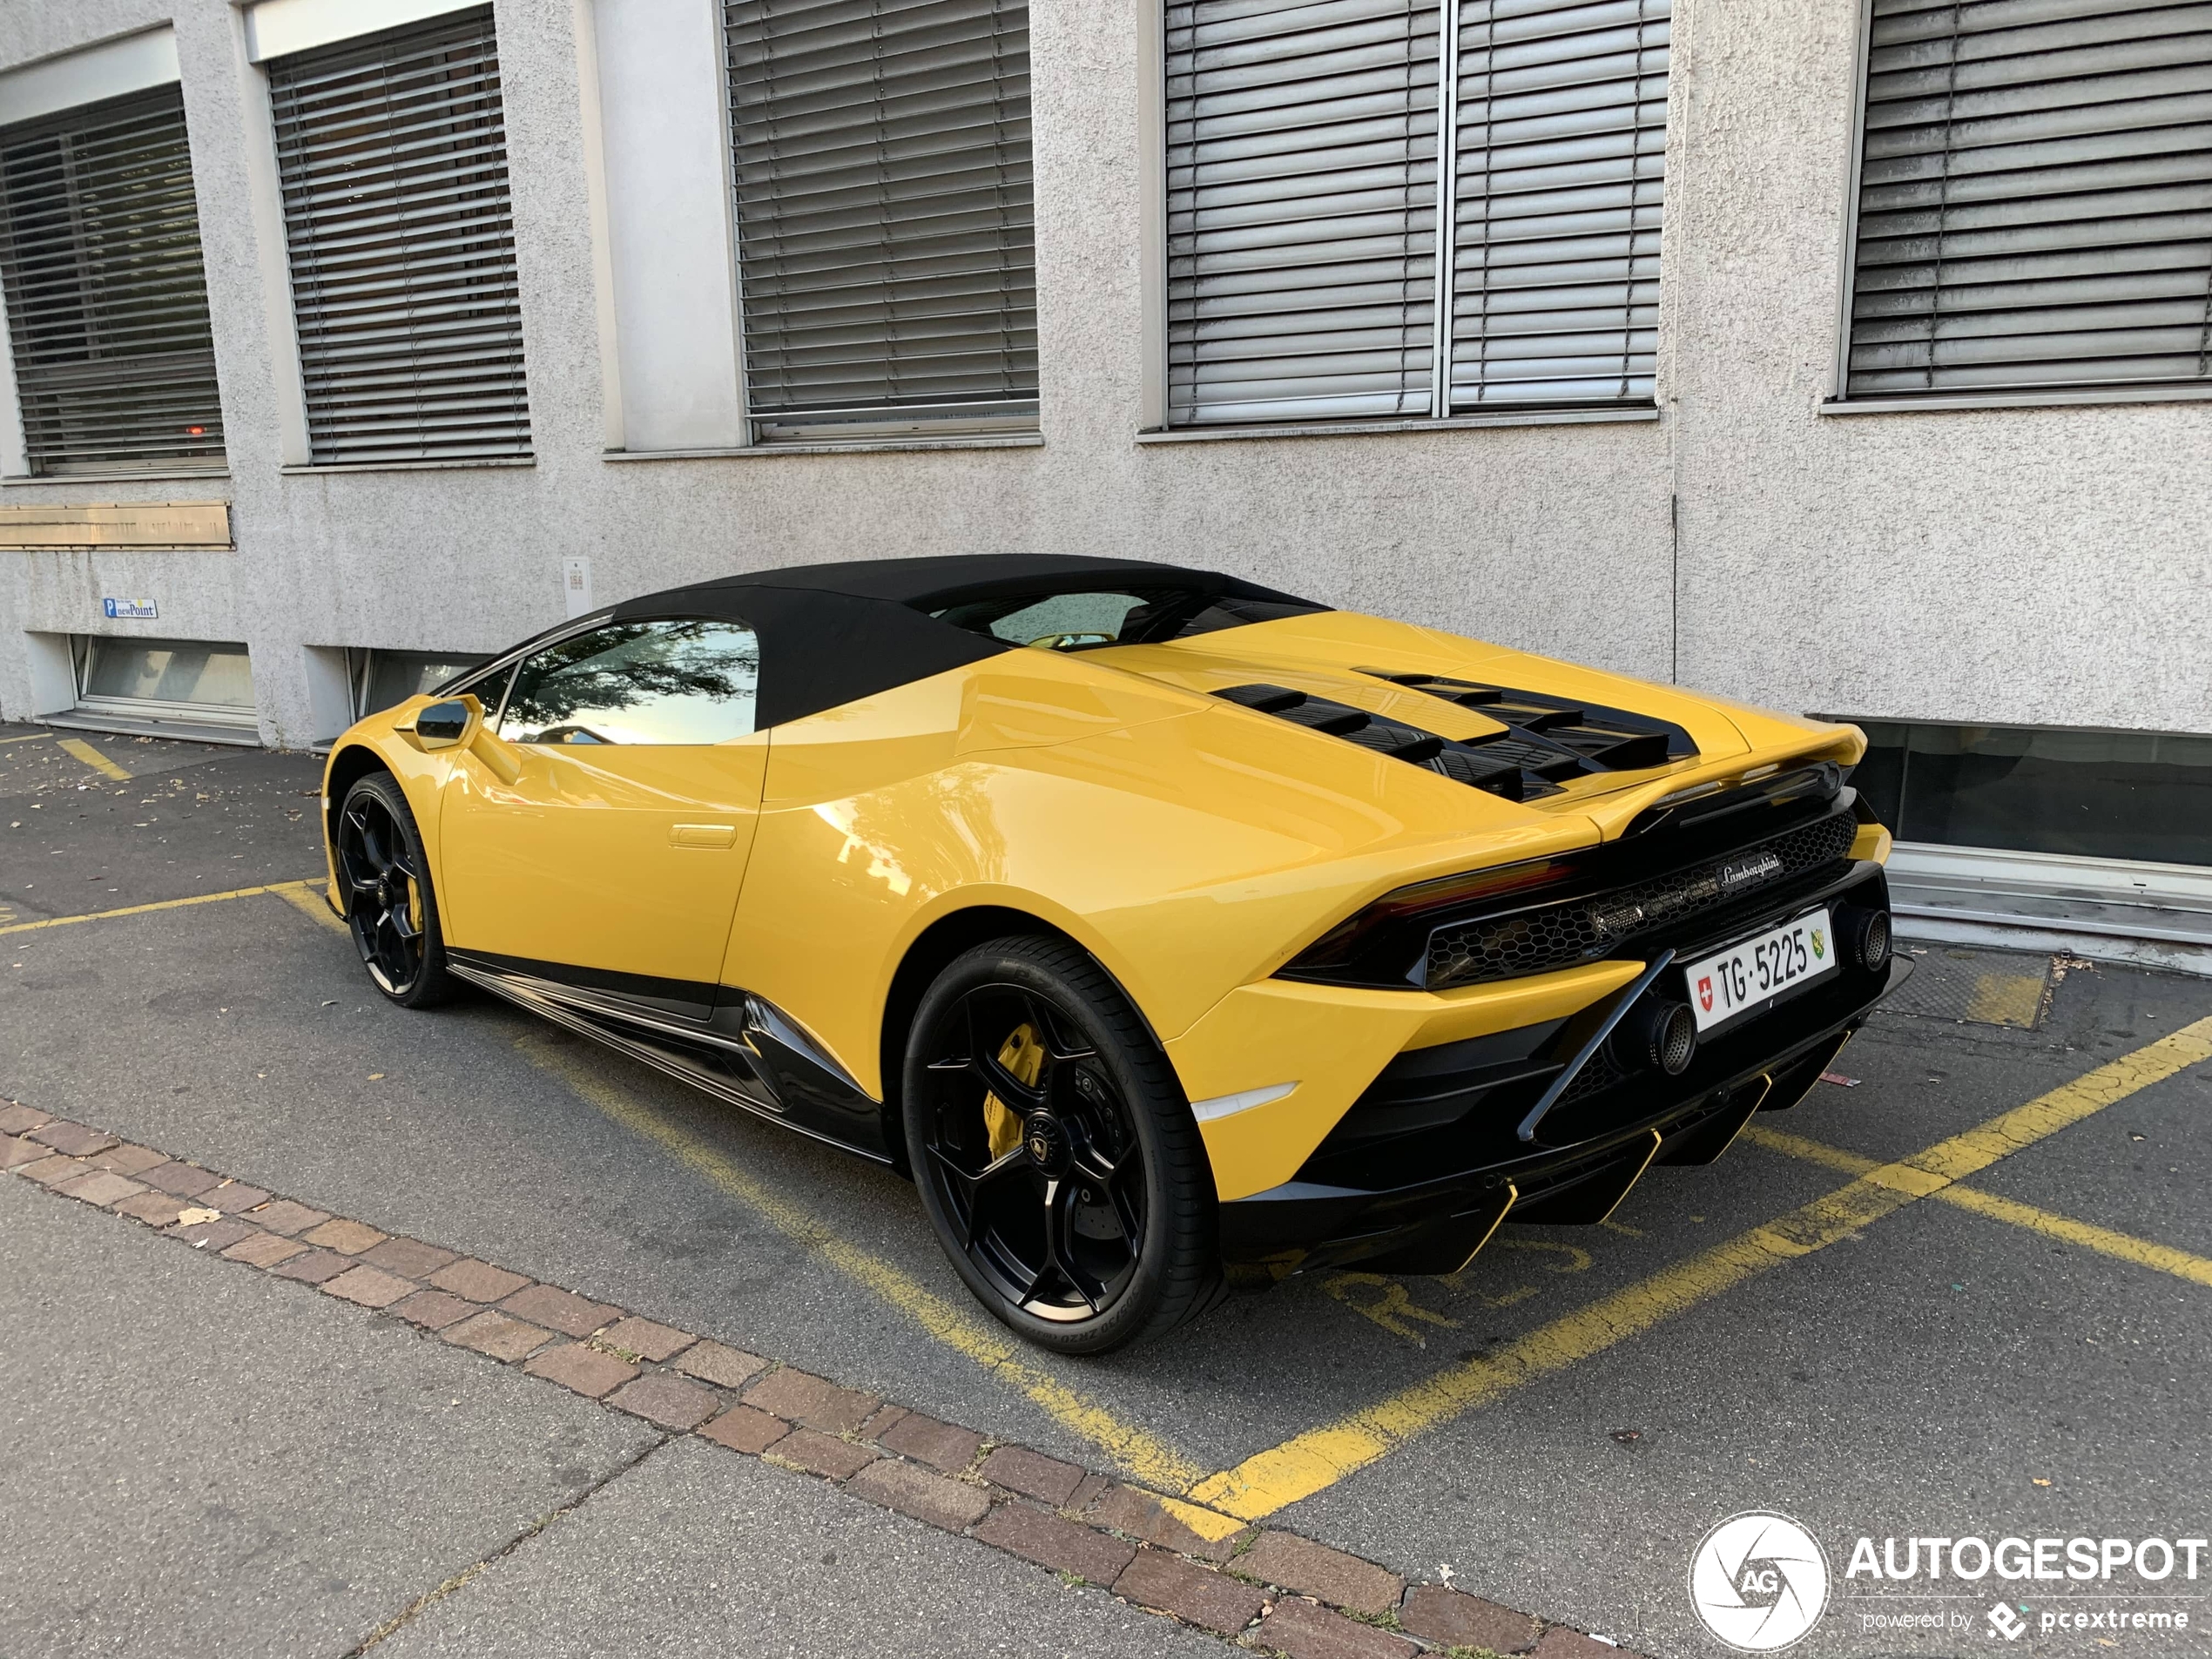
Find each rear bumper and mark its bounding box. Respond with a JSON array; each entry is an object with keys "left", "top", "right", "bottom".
[{"left": 1220, "top": 865, "right": 1906, "bottom": 1274}]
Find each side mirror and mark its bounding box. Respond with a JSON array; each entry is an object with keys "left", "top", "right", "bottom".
[{"left": 408, "top": 696, "right": 481, "bottom": 752}]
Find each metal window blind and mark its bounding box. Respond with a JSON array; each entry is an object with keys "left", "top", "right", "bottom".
[
  {"left": 1847, "top": 0, "right": 2212, "bottom": 396},
  {"left": 267, "top": 6, "right": 531, "bottom": 464},
  {"left": 0, "top": 87, "right": 225, "bottom": 476},
  {"left": 1163, "top": 0, "right": 1662, "bottom": 426},
  {"left": 1449, "top": 0, "right": 1668, "bottom": 407},
  {"left": 1166, "top": 0, "right": 1441, "bottom": 424},
  {"left": 723, "top": 0, "right": 1037, "bottom": 438}
]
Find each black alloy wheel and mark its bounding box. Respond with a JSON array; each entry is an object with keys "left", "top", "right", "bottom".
[
  {"left": 905, "top": 936, "right": 1222, "bottom": 1354},
  {"left": 336, "top": 772, "right": 454, "bottom": 1008}
]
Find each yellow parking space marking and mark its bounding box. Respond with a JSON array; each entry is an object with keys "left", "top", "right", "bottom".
[
  {"left": 1937, "top": 1184, "right": 2212, "bottom": 1287},
  {"left": 0, "top": 732, "right": 53, "bottom": 744},
  {"left": 0, "top": 879, "right": 327, "bottom": 936},
  {"left": 273, "top": 880, "right": 348, "bottom": 934},
  {"left": 1740, "top": 1123, "right": 1895, "bottom": 1180},
  {"left": 514, "top": 1031, "right": 1211, "bottom": 1494},
  {"left": 1189, "top": 1016, "right": 2212, "bottom": 1521},
  {"left": 1744, "top": 1124, "right": 2212, "bottom": 1290},
  {"left": 1966, "top": 969, "right": 2048, "bottom": 1028},
  {"left": 56, "top": 736, "right": 131, "bottom": 780}
]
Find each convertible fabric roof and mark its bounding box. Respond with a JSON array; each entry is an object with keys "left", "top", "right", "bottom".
[{"left": 607, "top": 555, "right": 1317, "bottom": 730}]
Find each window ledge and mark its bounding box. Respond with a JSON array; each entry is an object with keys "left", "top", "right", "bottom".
[
  {"left": 279, "top": 457, "right": 536, "bottom": 475},
  {"left": 1823, "top": 384, "right": 2212, "bottom": 416},
  {"left": 3, "top": 470, "right": 231, "bottom": 486},
  {"left": 37, "top": 708, "right": 262, "bottom": 747},
  {"left": 1136, "top": 407, "right": 1659, "bottom": 443},
  {"left": 603, "top": 435, "right": 1043, "bottom": 460}
]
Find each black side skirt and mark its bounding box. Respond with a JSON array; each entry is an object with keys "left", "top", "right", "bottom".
[{"left": 445, "top": 951, "right": 891, "bottom": 1163}]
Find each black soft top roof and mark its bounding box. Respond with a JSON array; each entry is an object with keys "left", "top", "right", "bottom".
[{"left": 604, "top": 555, "right": 1318, "bottom": 730}]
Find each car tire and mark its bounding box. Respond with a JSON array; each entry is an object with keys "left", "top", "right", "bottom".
[
  {"left": 334, "top": 771, "right": 456, "bottom": 1008},
  {"left": 903, "top": 935, "right": 1224, "bottom": 1354}
]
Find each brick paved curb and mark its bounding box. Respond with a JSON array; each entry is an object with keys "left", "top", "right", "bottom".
[{"left": 1, "top": 1102, "right": 1649, "bottom": 1659}]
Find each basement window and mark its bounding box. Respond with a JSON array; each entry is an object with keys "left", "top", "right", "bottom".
[
  {"left": 1835, "top": 719, "right": 2212, "bottom": 868},
  {"left": 349, "top": 649, "right": 489, "bottom": 718},
  {"left": 56, "top": 635, "right": 258, "bottom": 743}
]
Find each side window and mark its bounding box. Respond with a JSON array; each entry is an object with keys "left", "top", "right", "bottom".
[{"left": 498, "top": 619, "right": 759, "bottom": 745}]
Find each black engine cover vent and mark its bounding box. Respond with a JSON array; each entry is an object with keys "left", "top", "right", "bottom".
[
  {"left": 1211, "top": 683, "right": 1567, "bottom": 802},
  {"left": 1359, "top": 671, "right": 1696, "bottom": 772}
]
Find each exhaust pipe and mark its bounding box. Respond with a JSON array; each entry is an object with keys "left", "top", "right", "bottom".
[{"left": 1615, "top": 995, "right": 1697, "bottom": 1076}]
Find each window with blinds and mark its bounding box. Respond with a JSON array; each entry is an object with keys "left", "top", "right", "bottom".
[
  {"left": 1164, "top": 0, "right": 1667, "bottom": 427},
  {"left": 1845, "top": 0, "right": 2212, "bottom": 398},
  {"left": 722, "top": 0, "right": 1037, "bottom": 440},
  {"left": 1449, "top": 1, "right": 1667, "bottom": 407},
  {"left": 1165, "top": 0, "right": 1440, "bottom": 424},
  {"left": 0, "top": 86, "right": 224, "bottom": 476},
  {"left": 266, "top": 6, "right": 530, "bottom": 465}
]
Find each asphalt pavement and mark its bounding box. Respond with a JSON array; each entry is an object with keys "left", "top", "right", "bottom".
[{"left": 6, "top": 719, "right": 2209, "bottom": 1658}]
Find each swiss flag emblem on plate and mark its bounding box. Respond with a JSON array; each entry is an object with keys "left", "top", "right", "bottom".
[{"left": 1696, "top": 974, "right": 1714, "bottom": 1012}]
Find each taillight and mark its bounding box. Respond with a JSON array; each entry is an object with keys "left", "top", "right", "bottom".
[{"left": 1279, "top": 857, "right": 1579, "bottom": 988}]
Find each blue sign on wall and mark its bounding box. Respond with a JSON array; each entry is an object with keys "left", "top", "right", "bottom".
[{"left": 101, "top": 598, "right": 158, "bottom": 620}]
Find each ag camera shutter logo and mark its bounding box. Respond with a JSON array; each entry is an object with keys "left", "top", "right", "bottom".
[{"left": 1689, "top": 1511, "right": 1831, "bottom": 1651}]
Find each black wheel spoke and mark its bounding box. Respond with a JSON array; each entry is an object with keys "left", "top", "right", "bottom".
[
  {"left": 1069, "top": 1141, "right": 1117, "bottom": 1190},
  {"left": 928, "top": 1144, "right": 1027, "bottom": 1248},
  {"left": 1038, "top": 1180, "right": 1101, "bottom": 1314},
  {"left": 1024, "top": 993, "right": 1096, "bottom": 1063},
  {"left": 973, "top": 1044, "right": 1045, "bottom": 1113}
]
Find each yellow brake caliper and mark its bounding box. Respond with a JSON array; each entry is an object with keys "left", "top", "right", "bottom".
[{"left": 983, "top": 1024, "right": 1044, "bottom": 1161}]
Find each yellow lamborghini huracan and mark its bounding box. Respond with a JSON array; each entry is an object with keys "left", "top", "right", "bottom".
[{"left": 320, "top": 556, "right": 1905, "bottom": 1352}]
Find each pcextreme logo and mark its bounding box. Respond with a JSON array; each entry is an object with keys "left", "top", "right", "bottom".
[{"left": 1689, "top": 1512, "right": 1832, "bottom": 1652}]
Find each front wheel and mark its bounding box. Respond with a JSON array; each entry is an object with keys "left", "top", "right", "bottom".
[
  {"left": 903, "top": 936, "right": 1223, "bottom": 1354},
  {"left": 335, "top": 772, "right": 455, "bottom": 1008}
]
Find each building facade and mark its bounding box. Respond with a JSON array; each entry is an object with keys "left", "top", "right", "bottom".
[{"left": 0, "top": 0, "right": 2207, "bottom": 960}]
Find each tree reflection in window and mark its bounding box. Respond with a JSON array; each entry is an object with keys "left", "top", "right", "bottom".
[{"left": 500, "top": 619, "right": 760, "bottom": 745}]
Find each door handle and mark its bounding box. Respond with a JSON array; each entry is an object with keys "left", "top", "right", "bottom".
[{"left": 671, "top": 823, "right": 738, "bottom": 849}]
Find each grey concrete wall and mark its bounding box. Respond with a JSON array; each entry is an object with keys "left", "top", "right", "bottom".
[
  {"left": 0, "top": 0, "right": 2203, "bottom": 748},
  {"left": 1666, "top": 0, "right": 2212, "bottom": 734}
]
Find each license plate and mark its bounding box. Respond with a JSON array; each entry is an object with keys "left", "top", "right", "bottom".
[{"left": 1683, "top": 907, "right": 1837, "bottom": 1035}]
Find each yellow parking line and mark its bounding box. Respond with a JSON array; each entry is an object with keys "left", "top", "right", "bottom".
[
  {"left": 514, "top": 1031, "right": 1211, "bottom": 1494},
  {"left": 0, "top": 732, "right": 53, "bottom": 745},
  {"left": 273, "top": 879, "right": 348, "bottom": 934},
  {"left": 1188, "top": 1016, "right": 2212, "bottom": 1521},
  {"left": 0, "top": 880, "right": 327, "bottom": 936},
  {"left": 1743, "top": 1124, "right": 2212, "bottom": 1290},
  {"left": 1738, "top": 1124, "right": 1882, "bottom": 1178},
  {"left": 56, "top": 736, "right": 130, "bottom": 780}
]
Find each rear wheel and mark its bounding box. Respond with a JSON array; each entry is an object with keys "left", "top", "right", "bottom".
[
  {"left": 335, "top": 772, "right": 455, "bottom": 1008},
  {"left": 904, "top": 936, "right": 1223, "bottom": 1354}
]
